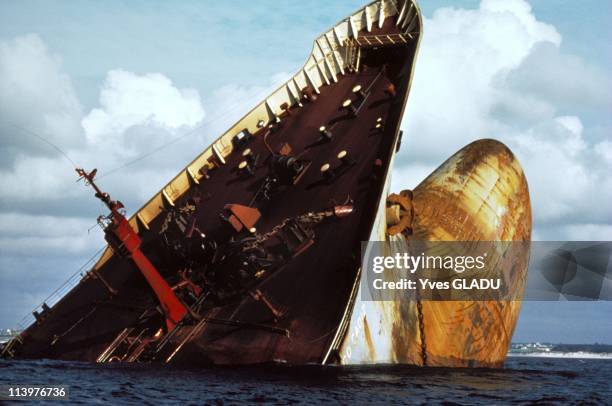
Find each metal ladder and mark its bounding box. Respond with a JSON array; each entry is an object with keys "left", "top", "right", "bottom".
[{"left": 344, "top": 39, "right": 361, "bottom": 73}]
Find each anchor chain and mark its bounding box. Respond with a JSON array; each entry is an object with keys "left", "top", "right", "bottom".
[
  {"left": 395, "top": 188, "right": 425, "bottom": 366},
  {"left": 416, "top": 296, "right": 427, "bottom": 366},
  {"left": 242, "top": 209, "right": 338, "bottom": 252}
]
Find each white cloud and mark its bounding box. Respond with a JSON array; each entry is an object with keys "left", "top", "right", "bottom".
[
  {"left": 82, "top": 69, "right": 205, "bottom": 157},
  {"left": 0, "top": 34, "right": 84, "bottom": 161},
  {"left": 390, "top": 163, "right": 436, "bottom": 191},
  {"left": 0, "top": 212, "right": 95, "bottom": 238},
  {"left": 0, "top": 61, "right": 211, "bottom": 207},
  {"left": 548, "top": 224, "right": 612, "bottom": 241},
  {"left": 595, "top": 140, "right": 612, "bottom": 166},
  {"left": 396, "top": 0, "right": 612, "bottom": 240},
  {"left": 400, "top": 0, "right": 561, "bottom": 162},
  {"left": 0, "top": 213, "right": 101, "bottom": 258},
  {"left": 501, "top": 42, "right": 611, "bottom": 112},
  {"left": 0, "top": 155, "right": 81, "bottom": 202},
  {"left": 202, "top": 71, "right": 291, "bottom": 135},
  {"left": 506, "top": 116, "right": 611, "bottom": 228}
]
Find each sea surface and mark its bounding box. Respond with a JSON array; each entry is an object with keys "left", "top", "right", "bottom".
[{"left": 0, "top": 356, "right": 610, "bottom": 405}]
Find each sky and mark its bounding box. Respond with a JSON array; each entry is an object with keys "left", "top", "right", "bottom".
[{"left": 0, "top": 0, "right": 610, "bottom": 343}]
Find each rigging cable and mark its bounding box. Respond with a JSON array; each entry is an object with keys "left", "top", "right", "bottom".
[
  {"left": 3, "top": 122, "right": 78, "bottom": 169},
  {"left": 2, "top": 78, "right": 279, "bottom": 179},
  {"left": 96, "top": 83, "right": 281, "bottom": 180}
]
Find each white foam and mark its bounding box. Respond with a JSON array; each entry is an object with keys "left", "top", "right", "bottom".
[{"left": 508, "top": 351, "right": 612, "bottom": 359}]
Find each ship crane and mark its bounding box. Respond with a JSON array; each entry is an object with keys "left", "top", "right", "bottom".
[{"left": 76, "top": 168, "right": 188, "bottom": 332}]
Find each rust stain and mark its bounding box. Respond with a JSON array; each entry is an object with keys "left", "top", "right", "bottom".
[
  {"left": 454, "top": 139, "right": 514, "bottom": 177},
  {"left": 362, "top": 316, "right": 377, "bottom": 361},
  {"left": 390, "top": 299, "right": 420, "bottom": 364}
]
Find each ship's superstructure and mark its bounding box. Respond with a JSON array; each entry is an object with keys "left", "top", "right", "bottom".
[{"left": 2, "top": 0, "right": 531, "bottom": 367}]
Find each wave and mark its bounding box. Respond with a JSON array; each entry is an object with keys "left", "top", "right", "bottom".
[{"left": 508, "top": 351, "right": 612, "bottom": 359}]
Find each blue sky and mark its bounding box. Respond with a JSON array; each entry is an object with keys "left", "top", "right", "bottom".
[{"left": 0, "top": 1, "right": 610, "bottom": 343}]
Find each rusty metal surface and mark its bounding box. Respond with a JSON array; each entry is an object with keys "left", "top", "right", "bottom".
[{"left": 340, "top": 139, "right": 532, "bottom": 367}]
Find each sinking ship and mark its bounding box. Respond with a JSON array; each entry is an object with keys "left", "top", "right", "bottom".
[{"left": 2, "top": 0, "right": 531, "bottom": 367}]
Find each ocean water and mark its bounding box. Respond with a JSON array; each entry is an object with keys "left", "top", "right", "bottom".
[{"left": 1, "top": 357, "right": 610, "bottom": 405}]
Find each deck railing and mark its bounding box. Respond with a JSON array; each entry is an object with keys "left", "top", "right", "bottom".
[{"left": 14, "top": 246, "right": 106, "bottom": 331}]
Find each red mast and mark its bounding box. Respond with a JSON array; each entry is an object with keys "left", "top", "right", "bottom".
[{"left": 76, "top": 168, "right": 188, "bottom": 331}]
